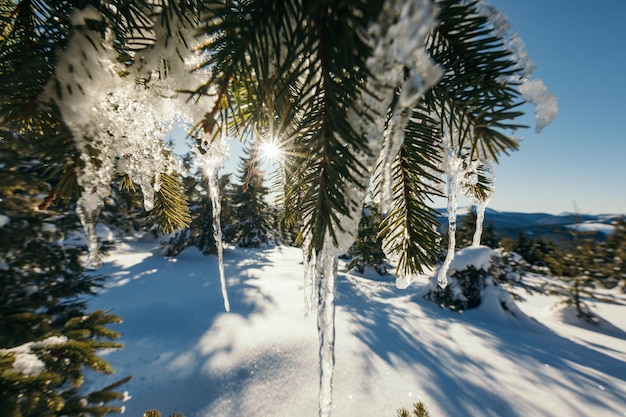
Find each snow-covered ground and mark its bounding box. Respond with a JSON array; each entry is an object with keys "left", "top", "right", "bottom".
[{"left": 88, "top": 237, "right": 626, "bottom": 417}]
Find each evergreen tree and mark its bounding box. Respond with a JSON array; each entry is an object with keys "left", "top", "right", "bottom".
[
  {"left": 100, "top": 175, "right": 147, "bottom": 235},
  {"left": 164, "top": 160, "right": 217, "bottom": 256},
  {"left": 602, "top": 217, "right": 626, "bottom": 290},
  {"left": 231, "top": 144, "right": 276, "bottom": 248},
  {"left": 547, "top": 223, "right": 622, "bottom": 321},
  {"left": 0, "top": 126, "right": 128, "bottom": 416},
  {"left": 347, "top": 203, "right": 389, "bottom": 275},
  {"left": 218, "top": 174, "right": 238, "bottom": 244},
  {"left": 455, "top": 211, "right": 476, "bottom": 249}
]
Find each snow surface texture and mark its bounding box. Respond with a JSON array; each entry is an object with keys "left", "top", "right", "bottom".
[{"left": 87, "top": 240, "right": 626, "bottom": 417}]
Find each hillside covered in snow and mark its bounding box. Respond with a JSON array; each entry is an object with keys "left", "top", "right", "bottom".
[{"left": 86, "top": 236, "right": 626, "bottom": 417}]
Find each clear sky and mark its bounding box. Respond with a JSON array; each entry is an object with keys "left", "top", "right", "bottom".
[{"left": 484, "top": 0, "right": 626, "bottom": 215}]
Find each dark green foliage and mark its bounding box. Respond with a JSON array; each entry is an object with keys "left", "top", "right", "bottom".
[
  {"left": 144, "top": 172, "right": 192, "bottom": 235},
  {"left": 499, "top": 223, "right": 626, "bottom": 320},
  {"left": 0, "top": 55, "right": 127, "bottom": 417},
  {"left": 427, "top": 265, "right": 488, "bottom": 310},
  {"left": 603, "top": 217, "right": 626, "bottom": 289},
  {"left": 163, "top": 163, "right": 217, "bottom": 256},
  {"left": 0, "top": 207, "right": 129, "bottom": 416},
  {"left": 218, "top": 174, "right": 238, "bottom": 245},
  {"left": 456, "top": 209, "right": 499, "bottom": 248},
  {"left": 270, "top": 205, "right": 301, "bottom": 247},
  {"left": 100, "top": 175, "right": 147, "bottom": 235},
  {"left": 142, "top": 410, "right": 185, "bottom": 417},
  {"left": 425, "top": 249, "right": 536, "bottom": 310},
  {"left": 230, "top": 145, "right": 276, "bottom": 248},
  {"left": 396, "top": 401, "right": 431, "bottom": 417},
  {"left": 348, "top": 203, "right": 388, "bottom": 275},
  {"left": 510, "top": 232, "right": 559, "bottom": 268}
]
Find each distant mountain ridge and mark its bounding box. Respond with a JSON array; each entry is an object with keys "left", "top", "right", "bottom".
[{"left": 436, "top": 207, "right": 622, "bottom": 244}]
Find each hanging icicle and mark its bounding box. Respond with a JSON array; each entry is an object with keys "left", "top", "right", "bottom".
[
  {"left": 76, "top": 201, "right": 102, "bottom": 269},
  {"left": 302, "top": 232, "right": 317, "bottom": 318},
  {"left": 194, "top": 135, "right": 231, "bottom": 312},
  {"left": 436, "top": 138, "right": 463, "bottom": 288},
  {"left": 206, "top": 167, "right": 230, "bottom": 312},
  {"left": 316, "top": 247, "right": 337, "bottom": 417},
  {"left": 469, "top": 163, "right": 494, "bottom": 247},
  {"left": 472, "top": 200, "right": 488, "bottom": 247}
]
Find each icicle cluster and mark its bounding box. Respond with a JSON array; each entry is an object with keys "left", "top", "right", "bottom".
[
  {"left": 45, "top": 7, "right": 215, "bottom": 268},
  {"left": 368, "top": 0, "right": 442, "bottom": 211}
]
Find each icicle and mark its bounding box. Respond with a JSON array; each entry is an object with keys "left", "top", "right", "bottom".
[
  {"left": 437, "top": 138, "right": 462, "bottom": 288},
  {"left": 363, "top": 0, "right": 441, "bottom": 212},
  {"left": 437, "top": 175, "right": 458, "bottom": 288},
  {"left": 471, "top": 163, "right": 494, "bottom": 247},
  {"left": 316, "top": 248, "right": 337, "bottom": 417},
  {"left": 206, "top": 167, "right": 230, "bottom": 312},
  {"left": 76, "top": 202, "right": 102, "bottom": 269},
  {"left": 302, "top": 233, "right": 317, "bottom": 318},
  {"left": 472, "top": 201, "right": 487, "bottom": 247}
]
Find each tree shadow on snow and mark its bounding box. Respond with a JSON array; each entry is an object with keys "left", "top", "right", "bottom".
[
  {"left": 89, "top": 243, "right": 281, "bottom": 416},
  {"left": 335, "top": 272, "right": 626, "bottom": 417}
]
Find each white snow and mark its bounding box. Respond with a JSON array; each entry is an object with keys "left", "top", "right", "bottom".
[
  {"left": 0, "top": 214, "right": 10, "bottom": 227},
  {"left": 519, "top": 79, "right": 559, "bottom": 133},
  {"left": 0, "top": 336, "right": 68, "bottom": 376},
  {"left": 86, "top": 240, "right": 626, "bottom": 417},
  {"left": 567, "top": 222, "right": 615, "bottom": 235},
  {"left": 448, "top": 245, "right": 498, "bottom": 272}
]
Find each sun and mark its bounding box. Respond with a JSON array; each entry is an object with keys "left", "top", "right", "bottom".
[{"left": 259, "top": 140, "right": 282, "bottom": 162}]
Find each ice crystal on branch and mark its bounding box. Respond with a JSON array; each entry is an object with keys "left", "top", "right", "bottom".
[{"left": 44, "top": 7, "right": 216, "bottom": 266}]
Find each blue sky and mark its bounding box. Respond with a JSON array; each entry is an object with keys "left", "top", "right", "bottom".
[{"left": 485, "top": 0, "right": 626, "bottom": 214}]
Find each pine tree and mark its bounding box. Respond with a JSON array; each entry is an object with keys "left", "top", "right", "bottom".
[
  {"left": 164, "top": 160, "right": 217, "bottom": 256},
  {"left": 347, "top": 203, "right": 389, "bottom": 275},
  {"left": 218, "top": 174, "right": 238, "bottom": 244},
  {"left": 0, "top": 123, "right": 128, "bottom": 416},
  {"left": 231, "top": 144, "right": 276, "bottom": 248},
  {"left": 553, "top": 222, "right": 619, "bottom": 321},
  {"left": 602, "top": 217, "right": 626, "bottom": 290}
]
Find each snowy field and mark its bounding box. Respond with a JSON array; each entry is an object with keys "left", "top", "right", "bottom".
[{"left": 87, "top": 236, "right": 626, "bottom": 417}]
